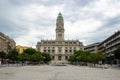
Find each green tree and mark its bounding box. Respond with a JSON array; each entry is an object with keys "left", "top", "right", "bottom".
[
  {"left": 68, "top": 50, "right": 91, "bottom": 64},
  {"left": 31, "top": 52, "right": 43, "bottom": 62},
  {"left": 68, "top": 50, "right": 105, "bottom": 64},
  {"left": 18, "top": 53, "right": 29, "bottom": 61},
  {"left": 81, "top": 51, "right": 90, "bottom": 62},
  {"left": 41, "top": 53, "right": 51, "bottom": 63},
  {"left": 87, "top": 54, "right": 93, "bottom": 63},
  {"left": 24, "top": 48, "right": 36, "bottom": 55},
  {"left": 68, "top": 54, "right": 76, "bottom": 63},
  {"left": 74, "top": 50, "right": 84, "bottom": 62},
  {"left": 74, "top": 50, "right": 91, "bottom": 62},
  {"left": 8, "top": 49, "right": 19, "bottom": 61},
  {"left": 95, "top": 51, "right": 105, "bottom": 62},
  {"left": 0, "top": 51, "right": 7, "bottom": 59}
]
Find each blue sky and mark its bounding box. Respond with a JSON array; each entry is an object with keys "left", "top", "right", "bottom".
[{"left": 0, "top": 0, "right": 120, "bottom": 47}]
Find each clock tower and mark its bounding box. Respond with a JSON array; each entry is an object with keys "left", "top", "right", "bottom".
[{"left": 56, "top": 12, "right": 65, "bottom": 41}]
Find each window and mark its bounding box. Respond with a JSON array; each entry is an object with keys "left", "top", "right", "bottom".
[
  {"left": 48, "top": 50, "right": 50, "bottom": 53},
  {"left": 58, "top": 47, "right": 62, "bottom": 49},
  {"left": 74, "top": 47, "right": 76, "bottom": 50},
  {"left": 44, "top": 47, "right": 46, "bottom": 49},
  {"left": 58, "top": 47, "right": 62, "bottom": 53},
  {"left": 65, "top": 47, "right": 68, "bottom": 49},
  {"left": 52, "top": 47, "right": 54, "bottom": 49},
  {"left": 69, "top": 50, "right": 72, "bottom": 53},
  {"left": 58, "top": 56, "right": 62, "bottom": 60},
  {"left": 65, "top": 56, "right": 68, "bottom": 60},
  {"left": 44, "top": 42, "right": 46, "bottom": 44},
  {"left": 65, "top": 50, "right": 68, "bottom": 53},
  {"left": 44, "top": 50, "right": 46, "bottom": 52},
  {"left": 52, "top": 42, "right": 55, "bottom": 44},
  {"left": 52, "top": 56, "right": 54, "bottom": 60},
  {"left": 52, "top": 50, "right": 55, "bottom": 53},
  {"left": 73, "top": 42, "right": 76, "bottom": 44},
  {"left": 59, "top": 50, "right": 61, "bottom": 53},
  {"left": 48, "top": 47, "right": 50, "bottom": 49},
  {"left": 69, "top": 42, "right": 72, "bottom": 44},
  {"left": 65, "top": 42, "right": 68, "bottom": 44}
]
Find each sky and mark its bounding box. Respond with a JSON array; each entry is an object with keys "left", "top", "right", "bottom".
[{"left": 0, "top": 0, "right": 120, "bottom": 48}]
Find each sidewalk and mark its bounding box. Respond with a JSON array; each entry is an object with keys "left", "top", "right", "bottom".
[{"left": 0, "top": 65, "right": 120, "bottom": 80}]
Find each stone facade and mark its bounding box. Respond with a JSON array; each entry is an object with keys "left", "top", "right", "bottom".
[
  {"left": 98, "top": 30, "right": 120, "bottom": 55},
  {"left": 84, "top": 42, "right": 100, "bottom": 53},
  {"left": 36, "top": 13, "right": 84, "bottom": 63},
  {"left": 0, "top": 32, "right": 16, "bottom": 53}
]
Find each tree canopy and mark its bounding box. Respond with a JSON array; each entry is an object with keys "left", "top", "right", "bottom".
[
  {"left": 18, "top": 48, "right": 51, "bottom": 64},
  {"left": 0, "top": 51, "right": 7, "bottom": 59},
  {"left": 68, "top": 50, "right": 105, "bottom": 63},
  {"left": 7, "top": 49, "right": 19, "bottom": 61},
  {"left": 41, "top": 53, "right": 51, "bottom": 63},
  {"left": 24, "top": 48, "right": 36, "bottom": 55},
  {"left": 4, "top": 48, "right": 52, "bottom": 64}
]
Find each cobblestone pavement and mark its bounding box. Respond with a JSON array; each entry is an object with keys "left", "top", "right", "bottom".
[{"left": 0, "top": 65, "right": 120, "bottom": 80}]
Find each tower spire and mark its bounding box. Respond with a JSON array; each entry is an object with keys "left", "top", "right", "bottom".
[
  {"left": 56, "top": 12, "right": 64, "bottom": 41},
  {"left": 58, "top": 12, "right": 62, "bottom": 18}
]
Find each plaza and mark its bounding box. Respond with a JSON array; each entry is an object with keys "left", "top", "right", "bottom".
[{"left": 0, "top": 65, "right": 120, "bottom": 80}]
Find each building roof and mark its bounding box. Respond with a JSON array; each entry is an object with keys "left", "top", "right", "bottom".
[
  {"left": 85, "top": 42, "right": 100, "bottom": 48},
  {"left": 58, "top": 12, "right": 63, "bottom": 18}
]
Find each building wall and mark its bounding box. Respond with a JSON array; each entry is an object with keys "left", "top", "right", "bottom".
[
  {"left": 85, "top": 31, "right": 120, "bottom": 55},
  {"left": 0, "top": 32, "right": 16, "bottom": 53},
  {"left": 36, "top": 40, "right": 84, "bottom": 62},
  {"left": 0, "top": 35, "right": 7, "bottom": 52},
  {"left": 84, "top": 42, "right": 100, "bottom": 53},
  {"left": 37, "top": 41, "right": 83, "bottom": 54},
  {"left": 98, "top": 30, "right": 120, "bottom": 55},
  {"left": 16, "top": 45, "right": 31, "bottom": 54}
]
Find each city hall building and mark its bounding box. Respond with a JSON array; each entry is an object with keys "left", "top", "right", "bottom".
[{"left": 36, "top": 13, "right": 84, "bottom": 63}]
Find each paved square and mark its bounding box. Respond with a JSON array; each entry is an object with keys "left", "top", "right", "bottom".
[{"left": 0, "top": 65, "right": 120, "bottom": 80}]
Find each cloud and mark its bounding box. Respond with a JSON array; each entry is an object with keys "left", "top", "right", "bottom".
[{"left": 0, "top": 0, "right": 120, "bottom": 47}]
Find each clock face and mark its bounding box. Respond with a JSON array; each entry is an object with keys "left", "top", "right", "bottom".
[{"left": 58, "top": 26, "right": 61, "bottom": 28}]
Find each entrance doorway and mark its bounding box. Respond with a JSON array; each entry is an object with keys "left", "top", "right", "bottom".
[{"left": 58, "top": 56, "right": 62, "bottom": 60}]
